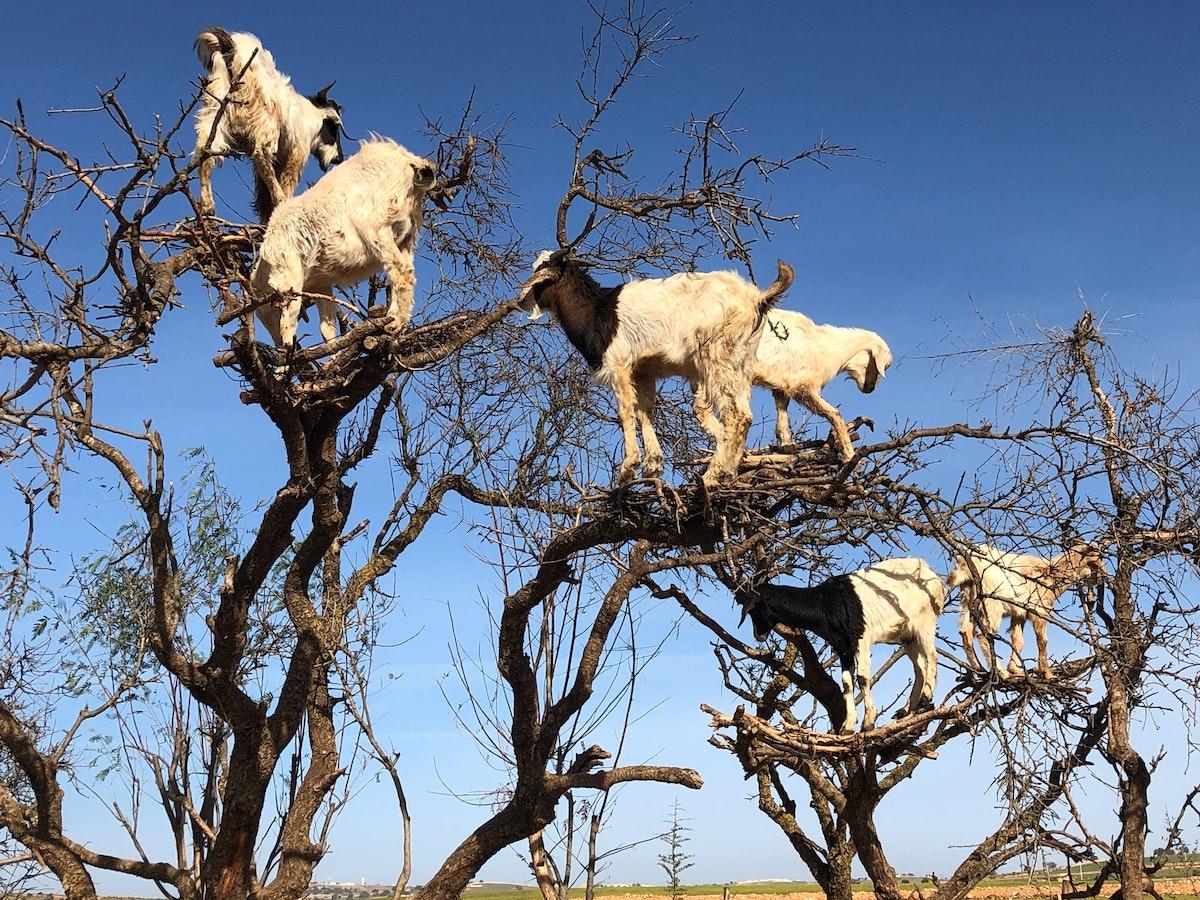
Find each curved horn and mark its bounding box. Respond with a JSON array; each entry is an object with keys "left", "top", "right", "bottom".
[
  {"left": 315, "top": 81, "right": 335, "bottom": 100},
  {"left": 339, "top": 122, "right": 361, "bottom": 142}
]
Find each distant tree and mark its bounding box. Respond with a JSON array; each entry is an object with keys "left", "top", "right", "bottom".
[{"left": 658, "top": 801, "right": 694, "bottom": 900}]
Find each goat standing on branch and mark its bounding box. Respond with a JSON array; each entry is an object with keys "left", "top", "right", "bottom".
[
  {"left": 949, "top": 543, "right": 1106, "bottom": 680},
  {"left": 737, "top": 557, "right": 945, "bottom": 732},
  {"left": 516, "top": 250, "right": 793, "bottom": 486},
  {"left": 250, "top": 137, "right": 437, "bottom": 346},
  {"left": 193, "top": 27, "right": 349, "bottom": 221},
  {"left": 754, "top": 311, "right": 893, "bottom": 460}
]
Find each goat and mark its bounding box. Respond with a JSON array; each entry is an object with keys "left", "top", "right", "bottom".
[
  {"left": 737, "top": 557, "right": 945, "bottom": 732},
  {"left": 948, "top": 543, "right": 1105, "bottom": 679},
  {"left": 516, "top": 250, "right": 793, "bottom": 486},
  {"left": 754, "top": 310, "right": 892, "bottom": 461},
  {"left": 194, "top": 27, "right": 348, "bottom": 222},
  {"left": 249, "top": 137, "right": 437, "bottom": 346}
]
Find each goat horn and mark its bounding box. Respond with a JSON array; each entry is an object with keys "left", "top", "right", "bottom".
[
  {"left": 339, "top": 122, "right": 360, "bottom": 142},
  {"left": 548, "top": 248, "right": 570, "bottom": 265},
  {"left": 315, "top": 81, "right": 335, "bottom": 100}
]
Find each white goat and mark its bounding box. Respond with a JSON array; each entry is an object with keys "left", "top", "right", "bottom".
[
  {"left": 194, "top": 27, "right": 347, "bottom": 222},
  {"left": 737, "top": 557, "right": 945, "bottom": 732},
  {"left": 250, "top": 137, "right": 437, "bottom": 346},
  {"left": 516, "top": 250, "right": 794, "bottom": 486},
  {"left": 948, "top": 543, "right": 1106, "bottom": 679},
  {"left": 754, "top": 310, "right": 892, "bottom": 460}
]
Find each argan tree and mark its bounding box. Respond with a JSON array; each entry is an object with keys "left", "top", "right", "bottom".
[{"left": 0, "top": 5, "right": 851, "bottom": 900}]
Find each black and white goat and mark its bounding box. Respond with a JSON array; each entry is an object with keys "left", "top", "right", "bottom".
[
  {"left": 737, "top": 557, "right": 945, "bottom": 732},
  {"left": 194, "top": 27, "right": 349, "bottom": 222},
  {"left": 250, "top": 136, "right": 437, "bottom": 346},
  {"left": 754, "top": 310, "right": 892, "bottom": 460},
  {"left": 516, "top": 250, "right": 793, "bottom": 486},
  {"left": 948, "top": 543, "right": 1105, "bottom": 680}
]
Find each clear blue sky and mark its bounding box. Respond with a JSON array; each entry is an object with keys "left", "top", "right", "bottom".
[{"left": 3, "top": 0, "right": 1199, "bottom": 892}]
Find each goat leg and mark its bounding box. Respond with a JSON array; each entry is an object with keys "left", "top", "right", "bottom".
[
  {"left": 798, "top": 387, "right": 855, "bottom": 462},
  {"left": 772, "top": 390, "right": 793, "bottom": 446},
  {"left": 197, "top": 155, "right": 217, "bottom": 217},
  {"left": 1033, "top": 616, "right": 1054, "bottom": 679},
  {"left": 634, "top": 373, "right": 664, "bottom": 478},
  {"left": 251, "top": 148, "right": 287, "bottom": 222},
  {"left": 611, "top": 367, "right": 642, "bottom": 484},
  {"left": 384, "top": 255, "right": 417, "bottom": 332}
]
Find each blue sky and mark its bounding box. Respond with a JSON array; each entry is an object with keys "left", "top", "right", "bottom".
[{"left": 3, "top": 0, "right": 1200, "bottom": 892}]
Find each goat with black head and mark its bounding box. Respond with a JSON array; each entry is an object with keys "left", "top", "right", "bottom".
[
  {"left": 517, "top": 250, "right": 794, "bottom": 486},
  {"left": 193, "top": 27, "right": 351, "bottom": 222},
  {"left": 737, "top": 557, "right": 945, "bottom": 733}
]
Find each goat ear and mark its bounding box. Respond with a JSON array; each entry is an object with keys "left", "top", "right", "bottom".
[
  {"left": 517, "top": 266, "right": 559, "bottom": 316},
  {"left": 862, "top": 353, "right": 882, "bottom": 393}
]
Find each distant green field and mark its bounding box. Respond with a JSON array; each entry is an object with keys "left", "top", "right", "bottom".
[
  {"left": 462, "top": 885, "right": 823, "bottom": 900},
  {"left": 456, "top": 868, "right": 1200, "bottom": 900}
]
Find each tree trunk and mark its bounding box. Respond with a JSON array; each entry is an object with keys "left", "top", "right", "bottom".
[
  {"left": 824, "top": 844, "right": 856, "bottom": 900},
  {"left": 204, "top": 724, "right": 275, "bottom": 900},
  {"left": 584, "top": 810, "right": 601, "bottom": 900},
  {"left": 1106, "top": 562, "right": 1150, "bottom": 900},
  {"left": 529, "top": 828, "right": 561, "bottom": 900},
  {"left": 845, "top": 763, "right": 900, "bottom": 900},
  {"left": 415, "top": 791, "right": 550, "bottom": 900}
]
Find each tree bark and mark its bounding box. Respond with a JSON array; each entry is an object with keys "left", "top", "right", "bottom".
[{"left": 844, "top": 762, "right": 899, "bottom": 900}]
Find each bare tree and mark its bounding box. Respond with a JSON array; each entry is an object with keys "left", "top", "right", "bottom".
[
  {"left": 0, "top": 5, "right": 850, "bottom": 900},
  {"left": 681, "top": 311, "right": 1200, "bottom": 900}
]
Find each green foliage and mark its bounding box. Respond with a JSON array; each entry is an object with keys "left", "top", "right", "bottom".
[{"left": 657, "top": 801, "right": 695, "bottom": 900}]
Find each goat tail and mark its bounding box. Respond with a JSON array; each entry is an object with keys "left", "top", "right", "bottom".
[
  {"left": 756, "top": 259, "right": 795, "bottom": 319},
  {"left": 195, "top": 27, "right": 237, "bottom": 76}
]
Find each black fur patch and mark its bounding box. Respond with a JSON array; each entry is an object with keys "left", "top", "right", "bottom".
[
  {"left": 540, "top": 265, "right": 621, "bottom": 370},
  {"left": 754, "top": 573, "right": 866, "bottom": 672}
]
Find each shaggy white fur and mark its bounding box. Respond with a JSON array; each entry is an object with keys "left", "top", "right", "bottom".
[
  {"left": 250, "top": 137, "right": 436, "bottom": 346},
  {"left": 754, "top": 309, "right": 892, "bottom": 460},
  {"left": 948, "top": 543, "right": 1105, "bottom": 679},
  {"left": 193, "top": 28, "right": 345, "bottom": 222},
  {"left": 517, "top": 252, "right": 793, "bottom": 485}
]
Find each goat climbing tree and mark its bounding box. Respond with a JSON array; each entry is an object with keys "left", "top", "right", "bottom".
[{"left": 2, "top": 7, "right": 1199, "bottom": 900}]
